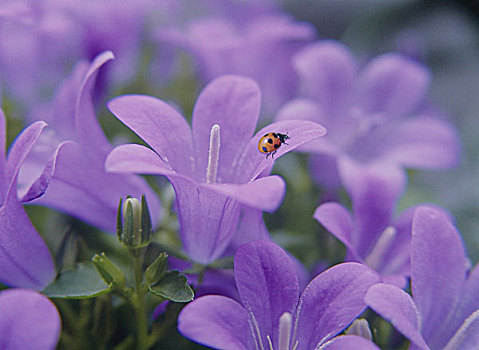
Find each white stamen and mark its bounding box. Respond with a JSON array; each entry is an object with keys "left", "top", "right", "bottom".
[
  {"left": 206, "top": 124, "right": 221, "bottom": 183},
  {"left": 267, "top": 335, "right": 274, "bottom": 350},
  {"left": 278, "top": 312, "right": 292, "bottom": 350},
  {"left": 345, "top": 318, "right": 372, "bottom": 340},
  {"left": 365, "top": 226, "right": 397, "bottom": 270}
]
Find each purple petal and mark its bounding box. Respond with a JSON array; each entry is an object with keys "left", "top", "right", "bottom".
[
  {"left": 0, "top": 289, "right": 60, "bottom": 350},
  {"left": 74, "top": 51, "right": 115, "bottom": 154},
  {"left": 192, "top": 75, "right": 261, "bottom": 183},
  {"left": 169, "top": 175, "right": 241, "bottom": 264},
  {"left": 293, "top": 263, "right": 379, "bottom": 349},
  {"left": 293, "top": 41, "right": 357, "bottom": 115},
  {"left": 314, "top": 202, "right": 355, "bottom": 254},
  {"left": 5, "top": 121, "right": 47, "bottom": 195},
  {"left": 33, "top": 141, "right": 161, "bottom": 232},
  {"left": 226, "top": 207, "right": 271, "bottom": 254},
  {"left": 309, "top": 154, "right": 342, "bottom": 190},
  {"left": 377, "top": 116, "right": 460, "bottom": 169},
  {"left": 412, "top": 207, "right": 468, "bottom": 348},
  {"left": 0, "top": 192, "right": 55, "bottom": 289},
  {"left": 235, "top": 240, "right": 299, "bottom": 349},
  {"left": 356, "top": 53, "right": 431, "bottom": 117},
  {"left": 107, "top": 94, "right": 194, "bottom": 177},
  {"left": 457, "top": 264, "right": 479, "bottom": 331},
  {"left": 365, "top": 283, "right": 428, "bottom": 349},
  {"left": 323, "top": 335, "right": 380, "bottom": 350},
  {"left": 0, "top": 110, "right": 7, "bottom": 201},
  {"left": 445, "top": 310, "right": 479, "bottom": 350},
  {"left": 105, "top": 144, "right": 175, "bottom": 176},
  {"left": 203, "top": 175, "right": 285, "bottom": 212},
  {"left": 235, "top": 120, "right": 327, "bottom": 183},
  {"left": 178, "top": 295, "right": 252, "bottom": 350},
  {"left": 338, "top": 157, "right": 406, "bottom": 258}
]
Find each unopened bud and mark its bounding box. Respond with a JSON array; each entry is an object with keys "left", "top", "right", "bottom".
[
  {"left": 92, "top": 253, "right": 127, "bottom": 290},
  {"left": 117, "top": 195, "right": 152, "bottom": 248},
  {"left": 346, "top": 318, "right": 372, "bottom": 341},
  {"left": 145, "top": 252, "right": 168, "bottom": 285}
]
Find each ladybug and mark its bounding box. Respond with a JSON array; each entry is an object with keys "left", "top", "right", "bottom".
[{"left": 258, "top": 132, "right": 290, "bottom": 159}]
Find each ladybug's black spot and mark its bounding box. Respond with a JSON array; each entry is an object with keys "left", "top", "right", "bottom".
[
  {"left": 267, "top": 138, "right": 273, "bottom": 144},
  {"left": 272, "top": 133, "right": 278, "bottom": 138},
  {"left": 262, "top": 146, "right": 268, "bottom": 152},
  {"left": 274, "top": 144, "right": 280, "bottom": 149},
  {"left": 264, "top": 133, "right": 269, "bottom": 137}
]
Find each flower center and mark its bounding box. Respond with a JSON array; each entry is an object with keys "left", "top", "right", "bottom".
[
  {"left": 266, "top": 312, "right": 296, "bottom": 350},
  {"left": 206, "top": 124, "right": 221, "bottom": 183},
  {"left": 365, "top": 226, "right": 397, "bottom": 270}
]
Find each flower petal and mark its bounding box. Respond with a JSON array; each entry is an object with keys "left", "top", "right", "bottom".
[
  {"left": 313, "top": 202, "right": 356, "bottom": 258},
  {"left": 105, "top": 144, "right": 174, "bottom": 176},
  {"left": 0, "top": 289, "right": 60, "bottom": 350},
  {"left": 169, "top": 174, "right": 241, "bottom": 264},
  {"left": 356, "top": 53, "right": 431, "bottom": 117},
  {"left": 293, "top": 263, "right": 379, "bottom": 349},
  {"left": 192, "top": 75, "right": 261, "bottom": 183},
  {"left": 107, "top": 94, "right": 194, "bottom": 176},
  {"left": 338, "top": 157, "right": 406, "bottom": 258},
  {"left": 33, "top": 141, "right": 161, "bottom": 232},
  {"left": 293, "top": 41, "right": 357, "bottom": 115},
  {"left": 322, "top": 335, "right": 381, "bottom": 350},
  {"left": 203, "top": 175, "right": 285, "bottom": 212},
  {"left": 445, "top": 309, "right": 479, "bottom": 350},
  {"left": 178, "top": 295, "right": 252, "bottom": 350},
  {"left": 235, "top": 120, "right": 327, "bottom": 183},
  {"left": 412, "top": 207, "right": 468, "bottom": 348},
  {"left": 235, "top": 240, "right": 299, "bottom": 349},
  {"left": 364, "top": 283, "right": 428, "bottom": 349}
]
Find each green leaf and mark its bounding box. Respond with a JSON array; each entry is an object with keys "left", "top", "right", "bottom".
[
  {"left": 42, "top": 262, "right": 112, "bottom": 299},
  {"left": 148, "top": 271, "right": 194, "bottom": 302}
]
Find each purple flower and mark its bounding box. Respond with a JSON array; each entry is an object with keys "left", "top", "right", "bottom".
[
  {"left": 276, "top": 40, "right": 460, "bottom": 190},
  {"left": 0, "top": 111, "right": 55, "bottom": 289},
  {"left": 106, "top": 75, "right": 326, "bottom": 264},
  {"left": 19, "top": 51, "right": 160, "bottom": 232},
  {"left": 157, "top": 13, "right": 315, "bottom": 116},
  {"left": 365, "top": 207, "right": 479, "bottom": 349},
  {"left": 178, "top": 240, "right": 380, "bottom": 349},
  {"left": 0, "top": 288, "right": 60, "bottom": 349}
]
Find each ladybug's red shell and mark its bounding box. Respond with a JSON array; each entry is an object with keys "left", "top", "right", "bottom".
[{"left": 258, "top": 132, "right": 289, "bottom": 157}]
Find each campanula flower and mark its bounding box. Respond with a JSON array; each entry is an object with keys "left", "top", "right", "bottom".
[
  {"left": 19, "top": 51, "right": 160, "bottom": 232},
  {"left": 0, "top": 111, "right": 55, "bottom": 289},
  {"left": 276, "top": 40, "right": 460, "bottom": 191},
  {"left": 106, "top": 75, "right": 326, "bottom": 263},
  {"left": 157, "top": 12, "right": 315, "bottom": 117},
  {"left": 0, "top": 288, "right": 60, "bottom": 350},
  {"left": 365, "top": 207, "right": 479, "bottom": 349},
  {"left": 178, "top": 240, "right": 380, "bottom": 349}
]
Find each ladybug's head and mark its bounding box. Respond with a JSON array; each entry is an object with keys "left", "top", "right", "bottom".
[{"left": 277, "top": 133, "right": 290, "bottom": 143}]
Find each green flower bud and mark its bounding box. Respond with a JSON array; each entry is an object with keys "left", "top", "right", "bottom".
[
  {"left": 145, "top": 252, "right": 168, "bottom": 285},
  {"left": 92, "top": 253, "right": 127, "bottom": 290},
  {"left": 117, "top": 194, "right": 152, "bottom": 248}
]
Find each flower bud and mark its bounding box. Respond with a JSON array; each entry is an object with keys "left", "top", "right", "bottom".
[
  {"left": 145, "top": 252, "right": 168, "bottom": 285},
  {"left": 345, "top": 318, "right": 372, "bottom": 340},
  {"left": 117, "top": 195, "right": 152, "bottom": 249},
  {"left": 92, "top": 253, "right": 127, "bottom": 290}
]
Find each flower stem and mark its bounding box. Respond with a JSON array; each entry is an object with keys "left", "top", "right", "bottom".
[{"left": 131, "top": 248, "right": 148, "bottom": 350}]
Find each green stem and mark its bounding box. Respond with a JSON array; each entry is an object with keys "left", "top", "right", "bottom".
[{"left": 131, "top": 248, "right": 148, "bottom": 350}]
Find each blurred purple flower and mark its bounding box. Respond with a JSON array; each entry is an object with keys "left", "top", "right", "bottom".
[
  {"left": 157, "top": 13, "right": 315, "bottom": 117},
  {"left": 276, "top": 40, "right": 460, "bottom": 190},
  {"left": 178, "top": 240, "right": 380, "bottom": 350},
  {"left": 0, "top": 111, "right": 55, "bottom": 289},
  {"left": 0, "top": 288, "right": 60, "bottom": 349},
  {"left": 0, "top": 0, "right": 159, "bottom": 106},
  {"left": 106, "top": 75, "right": 326, "bottom": 264},
  {"left": 365, "top": 207, "right": 479, "bottom": 349},
  {"left": 18, "top": 51, "right": 160, "bottom": 232}
]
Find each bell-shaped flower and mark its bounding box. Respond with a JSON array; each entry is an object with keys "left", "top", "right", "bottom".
[
  {"left": 106, "top": 75, "right": 326, "bottom": 264},
  {"left": 365, "top": 207, "right": 479, "bottom": 349},
  {"left": 178, "top": 240, "right": 380, "bottom": 349},
  {"left": 19, "top": 51, "right": 160, "bottom": 232},
  {"left": 0, "top": 111, "right": 55, "bottom": 289},
  {"left": 157, "top": 11, "right": 315, "bottom": 117},
  {"left": 0, "top": 288, "right": 61, "bottom": 350},
  {"left": 276, "top": 40, "right": 460, "bottom": 191}
]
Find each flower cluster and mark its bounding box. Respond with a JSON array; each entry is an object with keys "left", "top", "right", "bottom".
[{"left": 0, "top": 1, "right": 476, "bottom": 349}]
